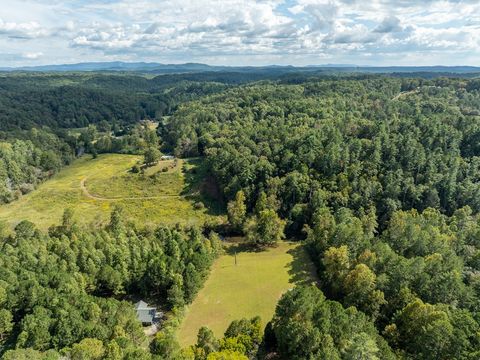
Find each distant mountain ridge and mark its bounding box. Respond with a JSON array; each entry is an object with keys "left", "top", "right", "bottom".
[{"left": 1, "top": 61, "right": 480, "bottom": 74}]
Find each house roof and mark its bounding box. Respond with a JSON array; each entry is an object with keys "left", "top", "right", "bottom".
[
  {"left": 135, "top": 300, "right": 149, "bottom": 309},
  {"left": 135, "top": 300, "right": 160, "bottom": 324},
  {"left": 137, "top": 308, "right": 157, "bottom": 324}
]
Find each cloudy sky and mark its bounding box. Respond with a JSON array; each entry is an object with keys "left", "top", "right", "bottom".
[{"left": 1, "top": 0, "right": 479, "bottom": 67}]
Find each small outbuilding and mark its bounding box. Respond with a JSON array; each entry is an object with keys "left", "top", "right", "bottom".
[
  {"left": 134, "top": 300, "right": 162, "bottom": 325},
  {"left": 161, "top": 155, "right": 175, "bottom": 160}
]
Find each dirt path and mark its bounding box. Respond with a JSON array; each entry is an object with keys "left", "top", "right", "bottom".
[{"left": 80, "top": 177, "right": 184, "bottom": 201}]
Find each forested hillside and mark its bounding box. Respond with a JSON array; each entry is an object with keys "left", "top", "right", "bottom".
[
  {"left": 2, "top": 73, "right": 480, "bottom": 359},
  {"left": 0, "top": 129, "right": 74, "bottom": 203},
  {"left": 166, "top": 77, "right": 480, "bottom": 227},
  {"left": 0, "top": 74, "right": 230, "bottom": 131},
  {"left": 163, "top": 76, "right": 480, "bottom": 359}
]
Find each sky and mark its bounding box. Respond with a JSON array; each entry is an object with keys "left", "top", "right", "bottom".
[{"left": 1, "top": 0, "right": 479, "bottom": 67}]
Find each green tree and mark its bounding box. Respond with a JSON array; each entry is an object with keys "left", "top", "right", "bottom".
[
  {"left": 144, "top": 147, "right": 161, "bottom": 166},
  {"left": 97, "top": 120, "right": 112, "bottom": 133},
  {"left": 40, "top": 151, "right": 62, "bottom": 172},
  {"left": 104, "top": 341, "right": 122, "bottom": 360},
  {"left": 16, "top": 306, "right": 52, "bottom": 350},
  {"left": 184, "top": 263, "right": 202, "bottom": 302},
  {"left": 197, "top": 326, "right": 219, "bottom": 356},
  {"left": 79, "top": 125, "right": 97, "bottom": 145},
  {"left": 322, "top": 245, "right": 350, "bottom": 297},
  {"left": 344, "top": 264, "right": 386, "bottom": 319},
  {"left": 70, "top": 338, "right": 105, "bottom": 360},
  {"left": 227, "top": 190, "right": 247, "bottom": 232},
  {"left": 167, "top": 274, "right": 185, "bottom": 308},
  {"left": 244, "top": 209, "right": 285, "bottom": 247},
  {"left": 344, "top": 332, "right": 380, "bottom": 360},
  {"left": 2, "top": 349, "right": 60, "bottom": 360},
  {"left": 61, "top": 208, "right": 75, "bottom": 230},
  {"left": 151, "top": 330, "right": 180, "bottom": 359},
  {"left": 395, "top": 298, "right": 453, "bottom": 359},
  {"left": 254, "top": 192, "right": 268, "bottom": 215},
  {"left": 0, "top": 308, "right": 13, "bottom": 341},
  {"left": 206, "top": 350, "right": 248, "bottom": 360},
  {"left": 109, "top": 206, "right": 125, "bottom": 235}
]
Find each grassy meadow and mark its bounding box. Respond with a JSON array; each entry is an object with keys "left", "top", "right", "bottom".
[
  {"left": 177, "top": 241, "right": 318, "bottom": 346},
  {"left": 0, "top": 154, "right": 224, "bottom": 230}
]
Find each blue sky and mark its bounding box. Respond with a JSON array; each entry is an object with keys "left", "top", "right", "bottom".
[{"left": 1, "top": 0, "right": 479, "bottom": 67}]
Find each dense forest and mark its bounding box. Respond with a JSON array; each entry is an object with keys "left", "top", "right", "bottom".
[
  {"left": 163, "top": 76, "right": 480, "bottom": 358},
  {"left": 0, "top": 73, "right": 232, "bottom": 131},
  {"left": 165, "top": 78, "right": 480, "bottom": 226},
  {"left": 2, "top": 72, "right": 480, "bottom": 359}
]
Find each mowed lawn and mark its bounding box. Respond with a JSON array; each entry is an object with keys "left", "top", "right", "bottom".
[
  {"left": 0, "top": 154, "right": 222, "bottom": 230},
  {"left": 177, "top": 241, "right": 318, "bottom": 346}
]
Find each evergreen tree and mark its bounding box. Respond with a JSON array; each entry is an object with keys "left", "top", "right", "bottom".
[{"left": 227, "top": 190, "right": 247, "bottom": 232}]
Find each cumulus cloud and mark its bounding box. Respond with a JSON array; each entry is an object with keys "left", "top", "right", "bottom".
[
  {"left": 0, "top": 0, "right": 480, "bottom": 66},
  {"left": 374, "top": 16, "right": 402, "bottom": 33},
  {"left": 0, "top": 19, "right": 48, "bottom": 39},
  {"left": 324, "top": 24, "right": 378, "bottom": 44}
]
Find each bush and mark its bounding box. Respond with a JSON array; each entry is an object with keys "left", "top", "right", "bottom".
[
  {"left": 194, "top": 202, "right": 205, "bottom": 210},
  {"left": 19, "top": 183, "right": 35, "bottom": 195},
  {"left": 131, "top": 164, "right": 141, "bottom": 173},
  {"left": 13, "top": 190, "right": 22, "bottom": 201}
]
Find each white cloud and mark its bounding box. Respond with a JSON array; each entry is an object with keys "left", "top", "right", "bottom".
[
  {"left": 374, "top": 16, "right": 402, "bottom": 33},
  {"left": 0, "top": 0, "right": 479, "bottom": 66},
  {"left": 0, "top": 19, "right": 48, "bottom": 39},
  {"left": 22, "top": 52, "right": 43, "bottom": 59}
]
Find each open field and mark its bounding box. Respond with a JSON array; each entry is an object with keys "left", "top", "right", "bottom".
[
  {"left": 177, "top": 241, "right": 318, "bottom": 347},
  {"left": 0, "top": 154, "right": 224, "bottom": 230}
]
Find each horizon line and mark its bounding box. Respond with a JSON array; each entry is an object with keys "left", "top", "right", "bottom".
[{"left": 1, "top": 61, "right": 480, "bottom": 69}]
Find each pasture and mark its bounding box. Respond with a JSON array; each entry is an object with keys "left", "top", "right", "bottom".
[
  {"left": 177, "top": 241, "right": 318, "bottom": 346},
  {"left": 0, "top": 154, "right": 223, "bottom": 230}
]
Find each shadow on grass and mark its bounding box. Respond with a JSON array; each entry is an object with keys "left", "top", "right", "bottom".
[
  {"left": 286, "top": 245, "right": 320, "bottom": 286},
  {"left": 224, "top": 242, "right": 266, "bottom": 255}
]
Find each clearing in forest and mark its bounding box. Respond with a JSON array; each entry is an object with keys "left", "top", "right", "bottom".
[
  {"left": 0, "top": 153, "right": 224, "bottom": 230},
  {"left": 177, "top": 241, "right": 318, "bottom": 347}
]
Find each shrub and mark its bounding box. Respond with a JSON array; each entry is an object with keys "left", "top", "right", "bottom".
[
  {"left": 19, "top": 183, "right": 35, "bottom": 195},
  {"left": 194, "top": 202, "right": 205, "bottom": 210},
  {"left": 131, "top": 164, "right": 141, "bottom": 173}
]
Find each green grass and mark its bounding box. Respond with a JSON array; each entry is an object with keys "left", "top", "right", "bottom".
[
  {"left": 0, "top": 154, "right": 224, "bottom": 230},
  {"left": 86, "top": 159, "right": 184, "bottom": 198},
  {"left": 177, "top": 241, "right": 318, "bottom": 347}
]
